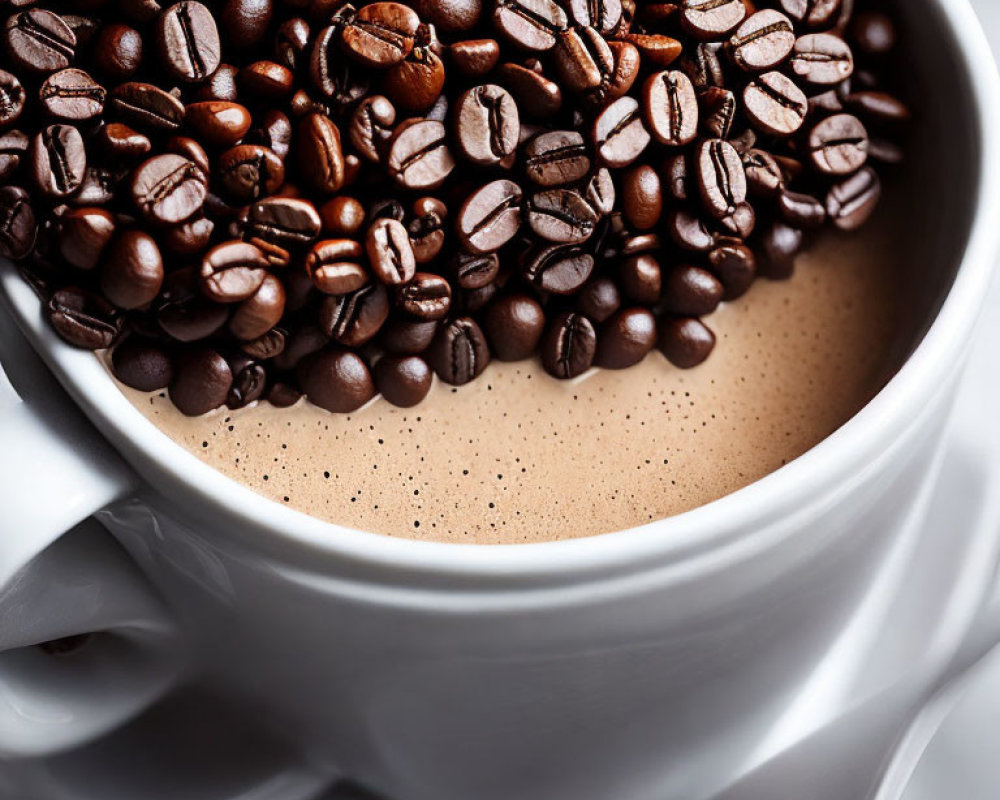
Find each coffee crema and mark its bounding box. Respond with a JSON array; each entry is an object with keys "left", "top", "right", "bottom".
[{"left": 115, "top": 219, "right": 906, "bottom": 544}]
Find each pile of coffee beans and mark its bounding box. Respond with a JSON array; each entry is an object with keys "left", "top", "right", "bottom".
[{"left": 1, "top": 0, "right": 907, "bottom": 415}]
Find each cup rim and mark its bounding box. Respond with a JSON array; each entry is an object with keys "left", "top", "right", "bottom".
[{"left": 3, "top": 0, "right": 999, "bottom": 589}]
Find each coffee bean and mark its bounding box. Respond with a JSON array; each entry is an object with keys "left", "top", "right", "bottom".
[
  {"left": 162, "top": 214, "right": 213, "bottom": 255},
  {"left": 708, "top": 240, "right": 755, "bottom": 300},
  {"left": 156, "top": 268, "right": 230, "bottom": 341},
  {"left": 383, "top": 41, "right": 446, "bottom": 112},
  {"left": 595, "top": 307, "right": 655, "bottom": 369},
  {"left": 349, "top": 95, "right": 395, "bottom": 162},
  {"left": 617, "top": 253, "right": 659, "bottom": 304},
  {"left": 457, "top": 179, "right": 522, "bottom": 254},
  {"left": 395, "top": 272, "right": 450, "bottom": 320},
  {"left": 74, "top": 167, "right": 119, "bottom": 206},
  {"left": 757, "top": 220, "right": 802, "bottom": 278},
  {"left": 275, "top": 17, "right": 310, "bottom": 70},
  {"left": 364, "top": 218, "right": 413, "bottom": 285},
  {"left": 696, "top": 138, "right": 747, "bottom": 220},
  {"left": 222, "top": 0, "right": 272, "bottom": 48},
  {"left": 808, "top": 113, "right": 868, "bottom": 175},
  {"left": 170, "top": 347, "right": 232, "bottom": 415},
  {"left": 780, "top": 0, "right": 840, "bottom": 29},
  {"left": 717, "top": 201, "right": 755, "bottom": 239},
  {"left": 493, "top": 0, "right": 567, "bottom": 52},
  {"left": 297, "top": 113, "right": 345, "bottom": 194},
  {"left": 47, "top": 287, "right": 122, "bottom": 349},
  {"left": 643, "top": 70, "right": 698, "bottom": 146},
  {"left": 111, "top": 337, "right": 173, "bottom": 391},
  {"left": 387, "top": 119, "right": 454, "bottom": 190},
  {"left": 320, "top": 197, "right": 365, "bottom": 237},
  {"left": 340, "top": 2, "right": 419, "bottom": 68},
  {"left": 373, "top": 354, "right": 433, "bottom": 407},
  {"left": 267, "top": 381, "right": 301, "bottom": 407},
  {"left": 849, "top": 10, "right": 894, "bottom": 56},
  {"left": 826, "top": 166, "right": 880, "bottom": 231},
  {"left": 39, "top": 69, "right": 104, "bottom": 121},
  {"left": 528, "top": 188, "right": 597, "bottom": 244},
  {"left": 408, "top": 209, "right": 445, "bottom": 264},
  {"left": 244, "top": 196, "right": 321, "bottom": 247},
  {"left": 729, "top": 10, "right": 795, "bottom": 71},
  {"left": 90, "top": 24, "right": 142, "bottom": 81},
  {"left": 583, "top": 166, "right": 616, "bottom": 215},
  {"left": 110, "top": 82, "right": 185, "bottom": 131},
  {"left": 524, "top": 130, "right": 590, "bottom": 187},
  {"left": 482, "top": 293, "right": 546, "bottom": 363},
  {"left": 0, "top": 186, "right": 37, "bottom": 259},
  {"left": 157, "top": 2, "right": 221, "bottom": 83},
  {"left": 446, "top": 251, "right": 495, "bottom": 290},
  {"left": 98, "top": 122, "right": 151, "bottom": 160},
  {"left": 599, "top": 40, "right": 640, "bottom": 105},
  {"left": 223, "top": 354, "right": 267, "bottom": 408},
  {"left": 593, "top": 96, "right": 650, "bottom": 168},
  {"left": 199, "top": 63, "right": 240, "bottom": 101},
  {"left": 100, "top": 229, "right": 164, "bottom": 308},
  {"left": 658, "top": 316, "right": 714, "bottom": 368},
  {"left": 791, "top": 33, "right": 854, "bottom": 86},
  {"left": 778, "top": 189, "right": 826, "bottom": 229},
  {"left": 4, "top": 10, "right": 76, "bottom": 74},
  {"left": 621, "top": 164, "right": 662, "bottom": 231},
  {"left": 229, "top": 273, "right": 285, "bottom": 339},
  {"left": 566, "top": 0, "right": 621, "bottom": 35},
  {"left": 663, "top": 264, "right": 723, "bottom": 316},
  {"left": 540, "top": 311, "right": 594, "bottom": 379},
  {"left": 681, "top": 41, "right": 726, "bottom": 89},
  {"left": 218, "top": 144, "right": 285, "bottom": 203},
  {"left": 496, "top": 62, "right": 562, "bottom": 118},
  {"left": 845, "top": 91, "right": 910, "bottom": 123},
  {"left": 379, "top": 318, "right": 438, "bottom": 354},
  {"left": 185, "top": 101, "right": 252, "bottom": 147},
  {"left": 576, "top": 277, "right": 620, "bottom": 322},
  {"left": 743, "top": 147, "right": 784, "bottom": 197},
  {"left": 58, "top": 206, "right": 115, "bottom": 270},
  {"left": 669, "top": 208, "right": 715, "bottom": 252},
  {"left": 320, "top": 282, "right": 390, "bottom": 345},
  {"left": 300, "top": 348, "right": 375, "bottom": 413},
  {"left": 0, "top": 130, "right": 29, "bottom": 181},
  {"left": 0, "top": 70, "right": 26, "bottom": 126},
  {"left": 200, "top": 240, "right": 269, "bottom": 302},
  {"left": 306, "top": 239, "right": 368, "bottom": 294},
  {"left": 455, "top": 84, "right": 519, "bottom": 166},
  {"left": 32, "top": 124, "right": 86, "bottom": 199},
  {"left": 428, "top": 316, "right": 489, "bottom": 385},
  {"left": 131, "top": 154, "right": 207, "bottom": 224},
  {"left": 868, "top": 137, "right": 904, "bottom": 165},
  {"left": 554, "top": 25, "right": 613, "bottom": 98},
  {"left": 411, "top": 0, "right": 482, "bottom": 31},
  {"left": 522, "top": 243, "right": 593, "bottom": 293},
  {"left": 681, "top": 0, "right": 746, "bottom": 40},
  {"left": 743, "top": 71, "right": 808, "bottom": 136},
  {"left": 448, "top": 38, "right": 499, "bottom": 77},
  {"left": 272, "top": 324, "right": 328, "bottom": 372},
  {"left": 241, "top": 327, "right": 286, "bottom": 359},
  {"left": 623, "top": 33, "right": 682, "bottom": 68}
]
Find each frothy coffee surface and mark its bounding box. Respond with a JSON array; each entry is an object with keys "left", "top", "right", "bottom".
[{"left": 115, "top": 216, "right": 906, "bottom": 544}]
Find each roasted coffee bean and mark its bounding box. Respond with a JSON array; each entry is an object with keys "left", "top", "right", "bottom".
[
  {"left": 522, "top": 242, "right": 593, "bottom": 293},
  {"left": 708, "top": 240, "right": 755, "bottom": 300},
  {"left": 669, "top": 208, "right": 715, "bottom": 252},
  {"left": 272, "top": 324, "right": 328, "bottom": 371},
  {"left": 698, "top": 86, "right": 735, "bottom": 139},
  {"left": 663, "top": 264, "right": 723, "bottom": 316},
  {"left": 566, "top": 0, "right": 621, "bottom": 35},
  {"left": 743, "top": 71, "right": 808, "bottom": 136},
  {"left": 598, "top": 40, "right": 640, "bottom": 105},
  {"left": 457, "top": 179, "right": 522, "bottom": 254},
  {"left": 111, "top": 337, "right": 173, "bottom": 390},
  {"left": 165, "top": 136, "right": 209, "bottom": 176},
  {"left": 595, "top": 307, "right": 655, "bottom": 369},
  {"left": 383, "top": 43, "right": 446, "bottom": 112},
  {"left": 58, "top": 206, "right": 115, "bottom": 270},
  {"left": 553, "top": 25, "right": 613, "bottom": 98},
  {"left": 218, "top": 144, "right": 285, "bottom": 202},
  {"left": 618, "top": 253, "right": 661, "bottom": 304},
  {"left": 455, "top": 84, "right": 519, "bottom": 166},
  {"left": 373, "top": 355, "right": 432, "bottom": 407},
  {"left": 297, "top": 113, "right": 345, "bottom": 194},
  {"left": 320, "top": 196, "right": 365, "bottom": 236},
  {"left": 622, "top": 33, "right": 681, "bottom": 68},
  {"left": 320, "top": 282, "right": 390, "bottom": 345},
  {"left": 32, "top": 125, "right": 86, "bottom": 199},
  {"left": 576, "top": 277, "right": 620, "bottom": 322},
  {"left": 408, "top": 211, "right": 445, "bottom": 264},
  {"left": 169, "top": 347, "right": 232, "bottom": 415},
  {"left": 643, "top": 70, "right": 697, "bottom": 147},
  {"left": 157, "top": 2, "right": 221, "bottom": 83},
  {"left": 696, "top": 138, "right": 746, "bottom": 220},
  {"left": 583, "top": 166, "right": 616, "bottom": 215},
  {"left": 387, "top": 119, "right": 454, "bottom": 190},
  {"left": 349, "top": 95, "right": 395, "bottom": 162},
  {"left": 244, "top": 196, "right": 321, "bottom": 247},
  {"left": 658, "top": 316, "right": 714, "bottom": 368},
  {"left": 229, "top": 273, "right": 285, "bottom": 339},
  {"left": 306, "top": 238, "right": 368, "bottom": 294},
  {"left": 222, "top": 0, "right": 272, "bottom": 48},
  {"left": 757, "top": 220, "right": 802, "bottom": 278},
  {"left": 397, "top": 271, "right": 451, "bottom": 320},
  {"left": 0, "top": 186, "right": 37, "bottom": 259},
  {"left": 664, "top": 153, "right": 689, "bottom": 201},
  {"left": 868, "top": 137, "right": 904, "bottom": 165},
  {"left": 593, "top": 96, "right": 650, "bottom": 168},
  {"left": 730, "top": 10, "right": 795, "bottom": 71},
  {"left": 808, "top": 113, "right": 868, "bottom": 175},
  {"left": 0, "top": 130, "right": 28, "bottom": 181},
  {"left": 309, "top": 26, "right": 366, "bottom": 102},
  {"left": 0, "top": 70, "right": 26, "bottom": 126},
  {"left": 496, "top": 62, "right": 562, "bottom": 118},
  {"left": 743, "top": 148, "right": 784, "bottom": 197},
  {"left": 524, "top": 130, "right": 590, "bottom": 187},
  {"left": 540, "top": 311, "right": 594, "bottom": 379},
  {"left": 225, "top": 354, "right": 267, "bottom": 408},
  {"left": 4, "top": 10, "right": 76, "bottom": 74},
  {"left": 845, "top": 91, "right": 910, "bottom": 123},
  {"left": 340, "top": 2, "right": 419, "bottom": 68},
  {"left": 493, "top": 0, "right": 567, "bottom": 52},
  {"left": 483, "top": 293, "right": 544, "bottom": 361},
  {"left": 299, "top": 348, "right": 374, "bottom": 413},
  {"left": 185, "top": 101, "right": 252, "bottom": 147},
  {"left": 849, "top": 10, "right": 894, "bottom": 56},
  {"left": 428, "top": 316, "right": 489, "bottom": 385},
  {"left": 100, "top": 229, "right": 164, "bottom": 308},
  {"left": 110, "top": 82, "right": 185, "bottom": 131},
  {"left": 163, "top": 214, "right": 214, "bottom": 255},
  {"left": 621, "top": 164, "right": 662, "bottom": 231},
  {"left": 681, "top": 41, "right": 725, "bottom": 89},
  {"left": 131, "top": 154, "right": 207, "bottom": 224},
  {"left": 240, "top": 326, "right": 286, "bottom": 359},
  {"left": 448, "top": 38, "right": 499, "bottom": 76},
  {"left": 411, "top": 0, "right": 482, "bottom": 31},
  {"left": 46, "top": 287, "right": 121, "bottom": 349},
  {"left": 826, "top": 166, "right": 880, "bottom": 231},
  {"left": 528, "top": 189, "right": 597, "bottom": 244},
  {"left": 379, "top": 318, "right": 438, "bottom": 353},
  {"left": 200, "top": 240, "right": 269, "bottom": 302},
  {"left": 780, "top": 0, "right": 840, "bottom": 28},
  {"left": 366, "top": 218, "right": 415, "bottom": 285},
  {"left": 97, "top": 123, "right": 151, "bottom": 159},
  {"left": 157, "top": 269, "right": 230, "bottom": 341},
  {"left": 275, "top": 17, "right": 310, "bottom": 70},
  {"left": 717, "top": 201, "right": 755, "bottom": 238},
  {"left": 449, "top": 251, "right": 496, "bottom": 290},
  {"left": 681, "top": 0, "right": 745, "bottom": 40},
  {"left": 778, "top": 189, "right": 826, "bottom": 229},
  {"left": 39, "top": 69, "right": 104, "bottom": 121},
  {"left": 791, "top": 33, "right": 854, "bottom": 86},
  {"left": 75, "top": 167, "right": 118, "bottom": 205},
  {"left": 200, "top": 63, "right": 240, "bottom": 101}
]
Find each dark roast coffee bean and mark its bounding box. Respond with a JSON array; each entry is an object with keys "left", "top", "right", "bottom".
[
  {"left": 528, "top": 188, "right": 597, "bottom": 244},
  {"left": 306, "top": 239, "right": 368, "bottom": 294},
  {"left": 0, "top": 186, "right": 37, "bottom": 259},
  {"left": 98, "top": 123, "right": 151, "bottom": 160},
  {"left": 709, "top": 240, "right": 756, "bottom": 300},
  {"left": 383, "top": 42, "right": 446, "bottom": 112},
  {"left": 584, "top": 167, "right": 616, "bottom": 215},
  {"left": 0, "top": 130, "right": 29, "bottom": 181},
  {"left": 0, "top": 70, "right": 26, "bottom": 126},
  {"left": 643, "top": 70, "right": 697, "bottom": 146},
  {"left": 267, "top": 382, "right": 301, "bottom": 407},
  {"left": 200, "top": 240, "right": 269, "bottom": 302},
  {"left": 185, "top": 101, "right": 252, "bottom": 147},
  {"left": 455, "top": 84, "right": 519, "bottom": 166},
  {"left": 340, "top": 2, "right": 419, "bottom": 68},
  {"left": 366, "top": 218, "right": 415, "bottom": 285},
  {"left": 58, "top": 206, "right": 114, "bottom": 270},
  {"left": 456, "top": 283, "right": 497, "bottom": 314},
  {"left": 225, "top": 354, "right": 267, "bottom": 408},
  {"left": 272, "top": 324, "right": 328, "bottom": 371},
  {"left": 229, "top": 273, "right": 285, "bottom": 339},
  {"left": 593, "top": 96, "right": 649, "bottom": 168},
  {"left": 457, "top": 179, "right": 522, "bottom": 254},
  {"left": 397, "top": 272, "right": 451, "bottom": 320},
  {"left": 157, "top": 269, "right": 230, "bottom": 341},
  {"left": 743, "top": 71, "right": 808, "bottom": 136},
  {"left": 595, "top": 307, "right": 655, "bottom": 369},
  {"left": 349, "top": 95, "right": 395, "bottom": 162},
  {"left": 669, "top": 209, "right": 715, "bottom": 252},
  {"left": 200, "top": 63, "right": 240, "bottom": 101},
  {"left": 845, "top": 91, "right": 910, "bottom": 123},
  {"left": 299, "top": 348, "right": 375, "bottom": 413},
  {"left": 244, "top": 196, "right": 322, "bottom": 247},
  {"left": 493, "top": 0, "right": 567, "bottom": 52},
  {"left": 849, "top": 11, "right": 895, "bottom": 56},
  {"left": 717, "top": 201, "right": 755, "bottom": 239},
  {"left": 729, "top": 10, "right": 795, "bottom": 71},
  {"left": 387, "top": 119, "right": 454, "bottom": 190},
  {"left": 101, "top": 230, "right": 164, "bottom": 308},
  {"left": 576, "top": 277, "right": 620, "bottom": 322},
  {"left": 157, "top": 2, "right": 221, "bottom": 83},
  {"left": 32, "top": 124, "right": 86, "bottom": 199},
  {"left": 664, "top": 153, "right": 689, "bottom": 201},
  {"left": 622, "top": 164, "right": 661, "bottom": 231},
  {"left": 320, "top": 283, "right": 390, "bottom": 345},
  {"left": 131, "top": 154, "right": 207, "bottom": 224},
  {"left": 218, "top": 144, "right": 285, "bottom": 202},
  {"left": 240, "top": 59, "right": 294, "bottom": 97},
  {"left": 408, "top": 210, "right": 445, "bottom": 264},
  {"left": 4, "top": 10, "right": 76, "bottom": 74},
  {"left": 275, "top": 17, "right": 310, "bottom": 70},
  {"left": 427, "top": 316, "right": 489, "bottom": 385},
  {"left": 451, "top": 251, "right": 498, "bottom": 290},
  {"left": 618, "top": 253, "right": 661, "bottom": 304},
  {"left": 524, "top": 130, "right": 590, "bottom": 187},
  {"left": 540, "top": 311, "right": 594, "bottom": 379},
  {"left": 496, "top": 62, "right": 562, "bottom": 118},
  {"left": 111, "top": 337, "right": 173, "bottom": 391},
  {"left": 40, "top": 69, "right": 104, "bottom": 121},
  {"left": 448, "top": 38, "right": 499, "bottom": 76},
  {"left": 696, "top": 138, "right": 747, "bottom": 219},
  {"left": 757, "top": 220, "right": 802, "bottom": 278},
  {"left": 169, "top": 348, "right": 232, "bottom": 415},
  {"left": 791, "top": 33, "right": 853, "bottom": 86},
  {"left": 483, "top": 293, "right": 545, "bottom": 361},
  {"left": 221, "top": 0, "right": 272, "bottom": 48},
  {"left": 826, "top": 167, "right": 880, "bottom": 231},
  {"left": 241, "top": 327, "right": 286, "bottom": 359},
  {"left": 163, "top": 214, "right": 214, "bottom": 255},
  {"left": 780, "top": 0, "right": 840, "bottom": 28},
  {"left": 566, "top": 0, "right": 621, "bottom": 35},
  {"left": 622, "top": 33, "right": 682, "bottom": 68},
  {"left": 599, "top": 40, "right": 640, "bottom": 105},
  {"left": 743, "top": 148, "right": 784, "bottom": 197},
  {"left": 74, "top": 167, "right": 118, "bottom": 205},
  {"left": 808, "top": 113, "right": 868, "bottom": 175},
  {"left": 298, "top": 113, "right": 345, "bottom": 194},
  {"left": 379, "top": 318, "right": 438, "bottom": 354},
  {"left": 778, "top": 190, "right": 826, "bottom": 229},
  {"left": 110, "top": 82, "right": 185, "bottom": 131},
  {"left": 46, "top": 287, "right": 121, "bottom": 349},
  {"left": 663, "top": 264, "right": 723, "bottom": 316},
  {"left": 320, "top": 197, "right": 366, "bottom": 236},
  {"left": 658, "top": 316, "right": 714, "bottom": 368},
  {"left": 698, "top": 86, "right": 735, "bottom": 139},
  {"left": 553, "top": 25, "right": 613, "bottom": 98},
  {"left": 91, "top": 24, "right": 143, "bottom": 81},
  {"left": 681, "top": 41, "right": 726, "bottom": 89},
  {"left": 867, "top": 138, "right": 904, "bottom": 165},
  {"left": 374, "top": 355, "right": 432, "bottom": 407},
  {"left": 681, "top": 0, "right": 745, "bottom": 40},
  {"left": 523, "top": 243, "right": 593, "bottom": 293}
]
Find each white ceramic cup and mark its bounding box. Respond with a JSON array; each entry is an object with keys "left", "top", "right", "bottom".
[{"left": 2, "top": 1, "right": 1000, "bottom": 797}]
